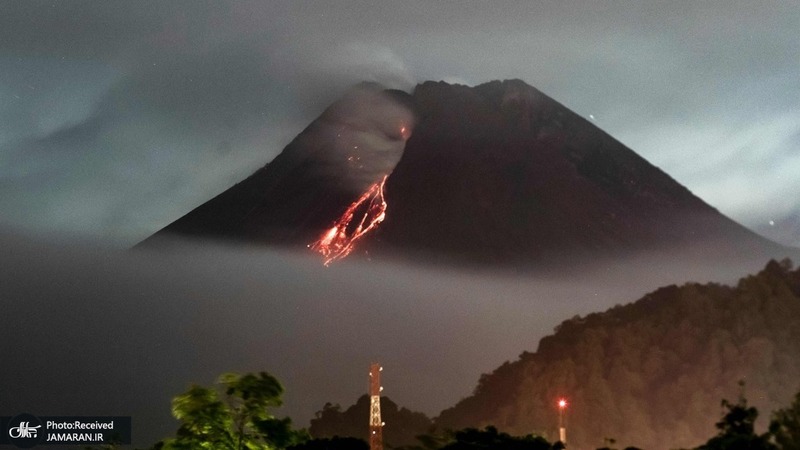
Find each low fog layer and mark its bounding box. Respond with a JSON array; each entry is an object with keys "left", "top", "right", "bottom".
[{"left": 0, "top": 230, "right": 783, "bottom": 446}]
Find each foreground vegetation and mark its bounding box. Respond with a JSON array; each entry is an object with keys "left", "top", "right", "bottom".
[{"left": 116, "top": 372, "right": 798, "bottom": 450}]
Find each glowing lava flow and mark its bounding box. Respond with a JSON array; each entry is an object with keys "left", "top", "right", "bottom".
[{"left": 309, "top": 175, "right": 389, "bottom": 265}]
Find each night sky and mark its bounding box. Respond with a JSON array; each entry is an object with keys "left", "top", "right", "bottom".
[
  {"left": 1, "top": 1, "right": 798, "bottom": 247},
  {"left": 1, "top": 1, "right": 799, "bottom": 447}
]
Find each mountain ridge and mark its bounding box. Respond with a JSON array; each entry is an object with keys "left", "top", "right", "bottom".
[{"left": 434, "top": 258, "right": 800, "bottom": 449}]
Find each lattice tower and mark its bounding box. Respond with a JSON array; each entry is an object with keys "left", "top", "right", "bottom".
[{"left": 369, "top": 363, "right": 383, "bottom": 450}]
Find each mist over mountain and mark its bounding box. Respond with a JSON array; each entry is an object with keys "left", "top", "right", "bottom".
[
  {"left": 436, "top": 259, "right": 800, "bottom": 450},
  {"left": 143, "top": 79, "right": 793, "bottom": 270}
]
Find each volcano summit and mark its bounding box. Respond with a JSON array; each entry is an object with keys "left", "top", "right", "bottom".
[{"left": 142, "top": 80, "right": 790, "bottom": 269}]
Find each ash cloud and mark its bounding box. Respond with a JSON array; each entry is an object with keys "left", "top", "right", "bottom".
[{"left": 301, "top": 85, "right": 416, "bottom": 194}]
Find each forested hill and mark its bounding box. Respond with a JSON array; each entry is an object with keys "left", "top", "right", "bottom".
[
  {"left": 436, "top": 259, "right": 800, "bottom": 450},
  {"left": 309, "top": 395, "right": 433, "bottom": 448}
]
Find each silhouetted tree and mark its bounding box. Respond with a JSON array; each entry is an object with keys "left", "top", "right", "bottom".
[
  {"left": 770, "top": 389, "right": 800, "bottom": 450},
  {"left": 437, "top": 426, "right": 553, "bottom": 450},
  {"left": 595, "top": 438, "right": 642, "bottom": 450},
  {"left": 153, "top": 371, "right": 308, "bottom": 450},
  {"left": 695, "top": 386, "right": 776, "bottom": 450},
  {"left": 310, "top": 395, "right": 432, "bottom": 448},
  {"left": 288, "top": 436, "right": 369, "bottom": 450}
]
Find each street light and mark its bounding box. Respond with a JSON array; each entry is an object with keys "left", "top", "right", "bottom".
[{"left": 557, "top": 398, "right": 567, "bottom": 445}]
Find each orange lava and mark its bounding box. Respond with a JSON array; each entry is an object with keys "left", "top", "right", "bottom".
[{"left": 309, "top": 175, "right": 389, "bottom": 265}]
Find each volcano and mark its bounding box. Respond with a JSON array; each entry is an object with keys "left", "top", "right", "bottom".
[{"left": 141, "top": 80, "right": 791, "bottom": 268}]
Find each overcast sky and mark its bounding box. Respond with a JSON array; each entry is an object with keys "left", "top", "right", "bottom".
[{"left": 0, "top": 0, "right": 798, "bottom": 247}]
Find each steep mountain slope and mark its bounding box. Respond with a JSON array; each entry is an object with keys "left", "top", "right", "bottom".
[
  {"left": 436, "top": 259, "right": 800, "bottom": 449},
  {"left": 371, "top": 80, "right": 785, "bottom": 266},
  {"left": 142, "top": 80, "right": 790, "bottom": 269},
  {"left": 140, "top": 84, "right": 414, "bottom": 248}
]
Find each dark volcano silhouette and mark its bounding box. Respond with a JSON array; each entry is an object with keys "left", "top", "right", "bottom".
[{"left": 141, "top": 79, "right": 791, "bottom": 268}]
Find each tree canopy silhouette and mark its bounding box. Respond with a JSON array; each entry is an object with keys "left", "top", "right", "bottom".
[
  {"left": 288, "top": 436, "right": 369, "bottom": 450},
  {"left": 310, "top": 395, "right": 432, "bottom": 448},
  {"left": 438, "top": 426, "right": 553, "bottom": 450},
  {"left": 695, "top": 384, "right": 776, "bottom": 450},
  {"left": 770, "top": 389, "right": 800, "bottom": 450},
  {"left": 153, "top": 371, "right": 308, "bottom": 450}
]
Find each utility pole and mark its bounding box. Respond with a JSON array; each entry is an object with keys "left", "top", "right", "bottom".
[
  {"left": 369, "top": 363, "right": 384, "bottom": 450},
  {"left": 558, "top": 398, "right": 567, "bottom": 446}
]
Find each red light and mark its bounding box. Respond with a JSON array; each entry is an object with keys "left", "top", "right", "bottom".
[{"left": 399, "top": 125, "right": 410, "bottom": 140}]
